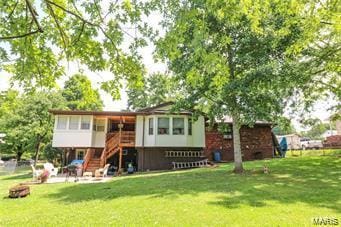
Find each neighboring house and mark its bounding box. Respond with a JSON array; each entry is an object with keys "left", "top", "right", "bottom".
[
  {"left": 276, "top": 134, "right": 302, "bottom": 150},
  {"left": 321, "top": 130, "right": 338, "bottom": 139},
  {"left": 50, "top": 102, "right": 275, "bottom": 172}
]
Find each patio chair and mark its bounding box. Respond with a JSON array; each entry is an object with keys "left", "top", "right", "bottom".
[
  {"left": 43, "top": 163, "right": 59, "bottom": 177},
  {"left": 94, "top": 164, "right": 110, "bottom": 178},
  {"left": 31, "top": 164, "right": 43, "bottom": 180}
]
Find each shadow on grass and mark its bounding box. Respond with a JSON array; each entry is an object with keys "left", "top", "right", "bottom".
[
  {"left": 1, "top": 173, "right": 31, "bottom": 181},
  {"left": 45, "top": 156, "right": 341, "bottom": 212}
]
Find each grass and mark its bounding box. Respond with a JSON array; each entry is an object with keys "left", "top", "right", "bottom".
[
  {"left": 286, "top": 149, "right": 341, "bottom": 157},
  {"left": 0, "top": 155, "right": 340, "bottom": 226}
]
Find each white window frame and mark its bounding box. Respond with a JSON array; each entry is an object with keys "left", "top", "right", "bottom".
[
  {"left": 188, "top": 117, "right": 192, "bottom": 136},
  {"left": 94, "top": 119, "right": 105, "bottom": 132},
  {"left": 69, "top": 116, "right": 80, "bottom": 130},
  {"left": 56, "top": 116, "right": 67, "bottom": 130},
  {"left": 148, "top": 118, "right": 154, "bottom": 135},
  {"left": 172, "top": 117, "right": 185, "bottom": 135},
  {"left": 76, "top": 149, "right": 86, "bottom": 160},
  {"left": 158, "top": 117, "right": 170, "bottom": 135},
  {"left": 80, "top": 116, "right": 91, "bottom": 130}
]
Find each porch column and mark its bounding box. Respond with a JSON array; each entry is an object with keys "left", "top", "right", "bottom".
[{"left": 118, "top": 147, "right": 123, "bottom": 171}]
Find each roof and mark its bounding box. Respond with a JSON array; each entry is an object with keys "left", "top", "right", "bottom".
[
  {"left": 48, "top": 110, "right": 144, "bottom": 116},
  {"left": 49, "top": 102, "right": 193, "bottom": 116}
]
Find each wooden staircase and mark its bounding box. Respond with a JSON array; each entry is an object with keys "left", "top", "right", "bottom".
[{"left": 83, "top": 131, "right": 135, "bottom": 174}]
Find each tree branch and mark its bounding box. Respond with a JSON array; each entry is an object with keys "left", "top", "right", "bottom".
[
  {"left": 25, "top": 0, "right": 43, "bottom": 33},
  {"left": 0, "top": 30, "right": 40, "bottom": 40}
]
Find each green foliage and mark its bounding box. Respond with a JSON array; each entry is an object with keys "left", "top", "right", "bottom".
[
  {"left": 0, "top": 0, "right": 147, "bottom": 97},
  {"left": 149, "top": 0, "right": 330, "bottom": 171},
  {"left": 0, "top": 91, "right": 67, "bottom": 160},
  {"left": 42, "top": 143, "right": 63, "bottom": 164},
  {"left": 127, "top": 73, "right": 179, "bottom": 110},
  {"left": 272, "top": 117, "right": 296, "bottom": 135},
  {"left": 62, "top": 73, "right": 103, "bottom": 110},
  {"left": 301, "top": 118, "right": 335, "bottom": 139}
]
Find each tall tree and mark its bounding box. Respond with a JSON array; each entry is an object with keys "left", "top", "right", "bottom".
[
  {"left": 0, "top": 91, "right": 67, "bottom": 162},
  {"left": 127, "top": 73, "right": 179, "bottom": 110},
  {"left": 151, "top": 0, "right": 332, "bottom": 172},
  {"left": 62, "top": 73, "right": 103, "bottom": 110}
]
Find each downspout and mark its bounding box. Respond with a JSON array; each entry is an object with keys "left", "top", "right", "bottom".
[{"left": 141, "top": 115, "right": 145, "bottom": 171}]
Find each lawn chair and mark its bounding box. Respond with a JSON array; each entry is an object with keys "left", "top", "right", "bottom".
[
  {"left": 43, "top": 163, "right": 59, "bottom": 177},
  {"left": 94, "top": 164, "right": 110, "bottom": 178},
  {"left": 31, "top": 164, "right": 43, "bottom": 180}
]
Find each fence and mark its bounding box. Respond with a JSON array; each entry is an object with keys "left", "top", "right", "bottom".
[
  {"left": 286, "top": 149, "right": 341, "bottom": 157},
  {"left": 0, "top": 160, "right": 34, "bottom": 175}
]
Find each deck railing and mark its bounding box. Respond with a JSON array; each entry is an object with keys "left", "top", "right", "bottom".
[{"left": 83, "top": 148, "right": 93, "bottom": 170}]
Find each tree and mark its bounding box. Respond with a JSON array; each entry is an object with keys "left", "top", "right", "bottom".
[
  {"left": 0, "top": 0, "right": 146, "bottom": 97},
  {"left": 127, "top": 73, "right": 179, "bottom": 110},
  {"left": 151, "top": 0, "right": 331, "bottom": 173},
  {"left": 301, "top": 118, "right": 335, "bottom": 139},
  {"left": 272, "top": 117, "right": 296, "bottom": 136},
  {"left": 0, "top": 91, "right": 67, "bottom": 162},
  {"left": 62, "top": 73, "right": 103, "bottom": 110}
]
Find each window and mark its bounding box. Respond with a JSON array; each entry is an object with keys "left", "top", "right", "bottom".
[
  {"left": 188, "top": 118, "right": 192, "bottom": 135},
  {"left": 56, "top": 116, "right": 67, "bottom": 129},
  {"left": 69, "top": 116, "right": 79, "bottom": 130},
  {"left": 173, "top": 118, "right": 184, "bottom": 135},
  {"left": 94, "top": 119, "right": 105, "bottom": 132},
  {"left": 148, "top": 118, "right": 154, "bottom": 135},
  {"left": 81, "top": 116, "right": 91, "bottom": 130},
  {"left": 76, "top": 149, "right": 85, "bottom": 160},
  {"left": 158, "top": 117, "right": 169, "bottom": 135}
]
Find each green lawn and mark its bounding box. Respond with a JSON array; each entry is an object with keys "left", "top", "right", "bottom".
[{"left": 0, "top": 155, "right": 340, "bottom": 226}]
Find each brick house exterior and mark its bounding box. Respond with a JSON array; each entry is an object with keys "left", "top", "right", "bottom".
[{"left": 204, "top": 124, "right": 274, "bottom": 162}]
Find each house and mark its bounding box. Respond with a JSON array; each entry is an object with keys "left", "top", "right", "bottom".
[
  {"left": 205, "top": 122, "right": 274, "bottom": 161},
  {"left": 50, "top": 103, "right": 275, "bottom": 173},
  {"left": 50, "top": 103, "right": 206, "bottom": 173},
  {"left": 321, "top": 130, "right": 338, "bottom": 139}
]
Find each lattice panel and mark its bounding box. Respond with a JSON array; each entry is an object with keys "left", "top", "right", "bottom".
[{"left": 165, "top": 150, "right": 204, "bottom": 158}]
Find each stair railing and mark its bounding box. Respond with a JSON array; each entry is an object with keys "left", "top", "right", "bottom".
[{"left": 83, "top": 149, "right": 93, "bottom": 170}]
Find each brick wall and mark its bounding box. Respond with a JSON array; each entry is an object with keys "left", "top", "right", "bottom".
[{"left": 204, "top": 124, "right": 274, "bottom": 162}]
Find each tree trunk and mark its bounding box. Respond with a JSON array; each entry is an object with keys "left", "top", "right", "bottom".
[
  {"left": 232, "top": 113, "right": 244, "bottom": 173},
  {"left": 34, "top": 139, "right": 41, "bottom": 167},
  {"left": 16, "top": 151, "right": 23, "bottom": 161}
]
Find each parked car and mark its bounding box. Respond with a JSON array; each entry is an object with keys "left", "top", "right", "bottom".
[{"left": 300, "top": 138, "right": 323, "bottom": 149}]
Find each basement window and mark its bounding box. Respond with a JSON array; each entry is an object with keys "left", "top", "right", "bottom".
[{"left": 158, "top": 117, "right": 169, "bottom": 135}]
